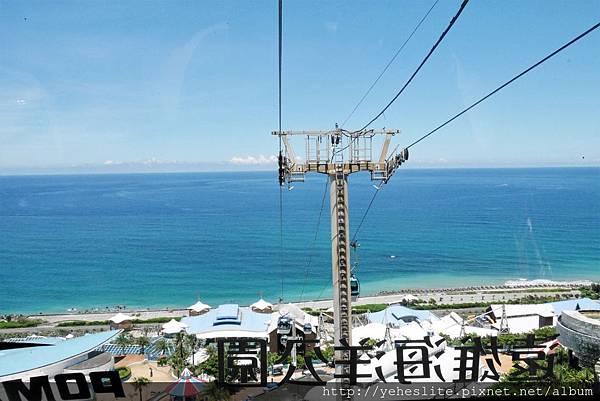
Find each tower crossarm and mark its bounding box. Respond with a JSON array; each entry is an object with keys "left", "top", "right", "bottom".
[{"left": 272, "top": 128, "right": 408, "bottom": 184}]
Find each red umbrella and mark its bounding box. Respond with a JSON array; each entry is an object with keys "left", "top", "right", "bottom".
[{"left": 165, "top": 368, "right": 205, "bottom": 397}]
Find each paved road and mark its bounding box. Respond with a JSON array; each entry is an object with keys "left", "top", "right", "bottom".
[{"left": 295, "top": 288, "right": 582, "bottom": 310}]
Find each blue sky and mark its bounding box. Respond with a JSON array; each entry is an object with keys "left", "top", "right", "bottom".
[{"left": 0, "top": 0, "right": 599, "bottom": 171}]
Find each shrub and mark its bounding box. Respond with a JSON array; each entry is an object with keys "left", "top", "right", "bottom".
[
  {"left": 116, "top": 367, "right": 131, "bottom": 380},
  {"left": 352, "top": 304, "right": 387, "bottom": 314},
  {"left": 56, "top": 320, "right": 108, "bottom": 327},
  {"left": 0, "top": 318, "right": 44, "bottom": 329}
]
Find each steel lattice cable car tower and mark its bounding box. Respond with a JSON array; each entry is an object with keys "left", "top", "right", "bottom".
[{"left": 273, "top": 127, "right": 408, "bottom": 379}]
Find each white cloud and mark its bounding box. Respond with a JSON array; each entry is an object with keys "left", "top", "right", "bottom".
[{"left": 230, "top": 154, "right": 277, "bottom": 165}]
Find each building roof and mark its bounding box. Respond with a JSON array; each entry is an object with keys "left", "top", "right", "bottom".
[
  {"left": 268, "top": 304, "right": 319, "bottom": 333},
  {"left": 3, "top": 336, "right": 66, "bottom": 346},
  {"left": 181, "top": 304, "right": 271, "bottom": 339},
  {"left": 162, "top": 319, "right": 188, "bottom": 334},
  {"left": 549, "top": 298, "right": 600, "bottom": 315},
  {"left": 489, "top": 298, "right": 600, "bottom": 320},
  {"left": 109, "top": 312, "right": 133, "bottom": 323},
  {"left": 250, "top": 298, "right": 273, "bottom": 312},
  {"left": 489, "top": 304, "right": 554, "bottom": 319},
  {"left": 187, "top": 301, "right": 211, "bottom": 313},
  {"left": 0, "top": 330, "right": 120, "bottom": 378},
  {"left": 367, "top": 305, "right": 438, "bottom": 326},
  {"left": 430, "top": 313, "right": 498, "bottom": 339},
  {"left": 352, "top": 323, "right": 387, "bottom": 345},
  {"left": 491, "top": 315, "right": 541, "bottom": 334}
]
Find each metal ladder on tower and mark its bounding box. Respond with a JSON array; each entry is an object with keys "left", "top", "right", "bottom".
[{"left": 334, "top": 163, "right": 351, "bottom": 380}]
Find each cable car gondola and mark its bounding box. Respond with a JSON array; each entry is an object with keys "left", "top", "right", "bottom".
[
  {"left": 350, "top": 241, "right": 360, "bottom": 300},
  {"left": 350, "top": 274, "right": 360, "bottom": 300},
  {"left": 277, "top": 316, "right": 292, "bottom": 335}
]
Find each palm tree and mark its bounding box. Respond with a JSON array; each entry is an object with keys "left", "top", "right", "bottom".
[
  {"left": 131, "top": 376, "right": 149, "bottom": 401},
  {"left": 168, "top": 354, "right": 186, "bottom": 377},
  {"left": 202, "top": 382, "right": 230, "bottom": 401},
  {"left": 175, "top": 332, "right": 186, "bottom": 360},
  {"left": 114, "top": 333, "right": 132, "bottom": 356},
  {"left": 154, "top": 338, "right": 170, "bottom": 357},
  {"left": 184, "top": 334, "right": 198, "bottom": 365},
  {"left": 136, "top": 335, "right": 150, "bottom": 355}
]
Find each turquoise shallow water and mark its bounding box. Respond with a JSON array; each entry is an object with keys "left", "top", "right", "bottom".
[{"left": 0, "top": 168, "right": 598, "bottom": 314}]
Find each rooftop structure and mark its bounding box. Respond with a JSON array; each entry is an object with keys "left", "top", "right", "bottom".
[
  {"left": 109, "top": 312, "right": 133, "bottom": 323},
  {"left": 187, "top": 301, "right": 211, "bottom": 316},
  {"left": 487, "top": 298, "right": 600, "bottom": 333},
  {"left": 367, "top": 305, "right": 438, "bottom": 327},
  {"left": 181, "top": 304, "right": 272, "bottom": 339},
  {"left": 0, "top": 330, "right": 120, "bottom": 381},
  {"left": 428, "top": 312, "right": 498, "bottom": 339},
  {"left": 109, "top": 312, "right": 133, "bottom": 330},
  {"left": 250, "top": 298, "right": 274, "bottom": 313},
  {"left": 162, "top": 319, "right": 188, "bottom": 335},
  {"left": 557, "top": 310, "right": 600, "bottom": 370}
]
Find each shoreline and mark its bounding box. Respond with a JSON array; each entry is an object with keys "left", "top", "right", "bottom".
[{"left": 5, "top": 279, "right": 594, "bottom": 323}]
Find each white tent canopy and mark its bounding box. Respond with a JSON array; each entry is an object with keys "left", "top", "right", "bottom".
[
  {"left": 352, "top": 323, "right": 387, "bottom": 345},
  {"left": 162, "top": 319, "right": 188, "bottom": 335},
  {"left": 432, "top": 312, "right": 499, "bottom": 339},
  {"left": 187, "top": 301, "right": 211, "bottom": 313},
  {"left": 250, "top": 298, "right": 273, "bottom": 313},
  {"left": 109, "top": 313, "right": 133, "bottom": 324}
]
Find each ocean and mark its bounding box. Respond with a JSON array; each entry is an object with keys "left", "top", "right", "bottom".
[{"left": 0, "top": 168, "right": 598, "bottom": 314}]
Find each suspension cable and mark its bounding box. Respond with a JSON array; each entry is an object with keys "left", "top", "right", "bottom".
[
  {"left": 340, "top": 0, "right": 440, "bottom": 128},
  {"left": 351, "top": 185, "right": 382, "bottom": 243},
  {"left": 350, "top": 20, "right": 600, "bottom": 252},
  {"left": 405, "top": 20, "right": 600, "bottom": 150},
  {"left": 298, "top": 179, "right": 330, "bottom": 303},
  {"left": 356, "top": 0, "right": 469, "bottom": 132}
]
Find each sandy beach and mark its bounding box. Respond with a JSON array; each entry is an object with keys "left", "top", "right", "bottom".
[{"left": 2, "top": 279, "right": 588, "bottom": 335}]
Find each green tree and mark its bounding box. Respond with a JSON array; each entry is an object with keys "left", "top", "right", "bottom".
[
  {"left": 197, "top": 346, "right": 219, "bottom": 377},
  {"left": 184, "top": 334, "right": 199, "bottom": 364},
  {"left": 174, "top": 332, "right": 188, "bottom": 360},
  {"left": 320, "top": 346, "right": 334, "bottom": 365},
  {"left": 131, "top": 377, "right": 149, "bottom": 401},
  {"left": 114, "top": 333, "right": 132, "bottom": 356},
  {"left": 168, "top": 354, "right": 186, "bottom": 377},
  {"left": 136, "top": 335, "right": 150, "bottom": 355},
  {"left": 154, "top": 338, "right": 170, "bottom": 356}
]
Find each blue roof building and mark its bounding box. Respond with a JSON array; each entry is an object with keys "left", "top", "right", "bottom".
[
  {"left": 367, "top": 305, "right": 439, "bottom": 327},
  {"left": 549, "top": 297, "right": 600, "bottom": 315},
  {"left": 0, "top": 330, "right": 120, "bottom": 381},
  {"left": 181, "top": 304, "right": 272, "bottom": 339}
]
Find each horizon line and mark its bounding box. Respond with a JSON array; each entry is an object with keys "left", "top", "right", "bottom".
[{"left": 1, "top": 164, "right": 598, "bottom": 177}]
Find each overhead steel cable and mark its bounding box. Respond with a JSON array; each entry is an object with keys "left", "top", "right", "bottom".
[
  {"left": 277, "top": 0, "right": 284, "bottom": 301},
  {"left": 405, "top": 20, "right": 600, "bottom": 150},
  {"left": 298, "top": 179, "right": 330, "bottom": 303},
  {"left": 356, "top": 0, "right": 470, "bottom": 132},
  {"left": 351, "top": 185, "right": 382, "bottom": 244},
  {"left": 352, "top": 20, "right": 600, "bottom": 246},
  {"left": 340, "top": 0, "right": 440, "bottom": 128}
]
